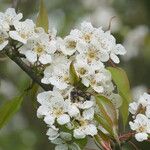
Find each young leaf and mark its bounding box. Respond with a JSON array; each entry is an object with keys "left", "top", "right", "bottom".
[
  {"left": 69, "top": 61, "right": 80, "bottom": 86},
  {"left": 94, "top": 132, "right": 112, "bottom": 150},
  {"left": 36, "top": 0, "right": 49, "bottom": 32},
  {"left": 107, "top": 67, "right": 132, "bottom": 126},
  {"left": 95, "top": 95, "right": 118, "bottom": 139},
  {"left": 0, "top": 95, "right": 23, "bottom": 129}
]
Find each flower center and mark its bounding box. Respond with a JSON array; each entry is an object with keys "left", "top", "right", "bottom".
[
  {"left": 138, "top": 125, "right": 146, "bottom": 132},
  {"left": 87, "top": 48, "right": 97, "bottom": 59},
  {"left": 66, "top": 41, "right": 76, "bottom": 49},
  {"left": 83, "top": 33, "right": 92, "bottom": 43},
  {"left": 80, "top": 119, "right": 88, "bottom": 126},
  {"left": 53, "top": 107, "right": 64, "bottom": 117},
  {"left": 20, "top": 33, "right": 27, "bottom": 39},
  {"left": 78, "top": 67, "right": 87, "bottom": 76},
  {"left": 35, "top": 44, "right": 45, "bottom": 54}
]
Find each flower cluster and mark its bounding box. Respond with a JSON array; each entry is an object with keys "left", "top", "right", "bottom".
[
  {"left": 37, "top": 22, "right": 125, "bottom": 147},
  {"left": 0, "top": 8, "right": 57, "bottom": 65},
  {"left": 129, "top": 92, "right": 150, "bottom": 142},
  {"left": 0, "top": 8, "right": 126, "bottom": 149}
]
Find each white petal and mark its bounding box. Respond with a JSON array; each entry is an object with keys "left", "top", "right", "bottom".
[
  {"left": 73, "top": 128, "right": 85, "bottom": 139},
  {"left": 39, "top": 53, "right": 52, "bottom": 64},
  {"left": 84, "top": 124, "right": 98, "bottom": 136},
  {"left": 47, "top": 127, "right": 59, "bottom": 141},
  {"left": 44, "top": 115, "right": 55, "bottom": 126},
  {"left": 25, "top": 50, "right": 37, "bottom": 63},
  {"left": 37, "top": 105, "right": 49, "bottom": 118},
  {"left": 57, "top": 114, "right": 70, "bottom": 125},
  {"left": 83, "top": 107, "right": 94, "bottom": 120},
  {"left": 68, "top": 105, "right": 80, "bottom": 117},
  {"left": 135, "top": 133, "right": 148, "bottom": 142},
  {"left": 9, "top": 31, "right": 27, "bottom": 44},
  {"left": 78, "top": 101, "right": 94, "bottom": 109},
  {"left": 115, "top": 44, "right": 126, "bottom": 55},
  {"left": 110, "top": 53, "right": 120, "bottom": 63}
]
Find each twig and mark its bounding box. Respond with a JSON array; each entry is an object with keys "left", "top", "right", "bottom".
[
  {"left": 128, "top": 141, "right": 139, "bottom": 150},
  {"left": 5, "top": 48, "right": 53, "bottom": 91}
]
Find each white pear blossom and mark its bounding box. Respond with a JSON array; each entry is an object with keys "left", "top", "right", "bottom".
[
  {"left": 37, "top": 90, "right": 70, "bottom": 126},
  {"left": 9, "top": 19, "right": 35, "bottom": 44},
  {"left": 0, "top": 29, "right": 9, "bottom": 51},
  {"left": 73, "top": 119, "right": 97, "bottom": 139},
  {"left": 82, "top": 68, "right": 113, "bottom": 93},
  {"left": 19, "top": 29, "right": 56, "bottom": 64},
  {"left": 42, "top": 55, "right": 71, "bottom": 90},
  {"left": 59, "top": 35, "right": 78, "bottom": 56},
  {"left": 129, "top": 114, "right": 150, "bottom": 142},
  {"left": 0, "top": 8, "right": 22, "bottom": 31},
  {"left": 129, "top": 92, "right": 150, "bottom": 118}
]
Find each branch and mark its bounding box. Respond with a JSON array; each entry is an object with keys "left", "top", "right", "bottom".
[{"left": 5, "top": 48, "right": 53, "bottom": 91}]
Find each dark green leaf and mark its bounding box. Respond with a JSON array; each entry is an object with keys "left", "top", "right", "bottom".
[
  {"left": 107, "top": 67, "right": 132, "bottom": 126},
  {"left": 36, "top": 0, "right": 49, "bottom": 32},
  {"left": 0, "top": 96, "right": 23, "bottom": 129}
]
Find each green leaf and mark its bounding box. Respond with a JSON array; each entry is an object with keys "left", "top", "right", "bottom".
[
  {"left": 94, "top": 114, "right": 114, "bottom": 136},
  {"left": 107, "top": 67, "right": 132, "bottom": 126},
  {"left": 74, "top": 137, "right": 87, "bottom": 149},
  {"left": 27, "top": 83, "right": 39, "bottom": 108},
  {"left": 94, "top": 133, "right": 112, "bottom": 150},
  {"left": 95, "top": 95, "right": 118, "bottom": 139},
  {"left": 69, "top": 61, "right": 80, "bottom": 86},
  {"left": 0, "top": 95, "right": 23, "bottom": 129},
  {"left": 36, "top": 0, "right": 49, "bottom": 32}
]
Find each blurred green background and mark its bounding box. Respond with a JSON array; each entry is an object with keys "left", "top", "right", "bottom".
[{"left": 0, "top": 0, "right": 150, "bottom": 149}]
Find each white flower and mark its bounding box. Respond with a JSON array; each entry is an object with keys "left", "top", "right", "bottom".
[
  {"left": 110, "top": 44, "right": 126, "bottom": 63},
  {"left": 0, "top": 29, "right": 9, "bottom": 50},
  {"left": 74, "top": 60, "right": 91, "bottom": 78},
  {"left": 19, "top": 30, "right": 56, "bottom": 64},
  {"left": 9, "top": 19, "right": 35, "bottom": 44},
  {"left": 37, "top": 90, "right": 70, "bottom": 126},
  {"left": 46, "top": 126, "right": 59, "bottom": 141},
  {"left": 129, "top": 102, "right": 139, "bottom": 115},
  {"left": 41, "top": 55, "right": 71, "bottom": 90},
  {"left": 135, "top": 133, "right": 148, "bottom": 142},
  {"left": 73, "top": 121, "right": 97, "bottom": 139},
  {"left": 129, "top": 114, "right": 150, "bottom": 142},
  {"left": 59, "top": 35, "right": 78, "bottom": 56},
  {"left": 0, "top": 8, "right": 22, "bottom": 31},
  {"left": 76, "top": 43, "right": 108, "bottom": 68},
  {"left": 129, "top": 92, "right": 150, "bottom": 117},
  {"left": 83, "top": 68, "right": 113, "bottom": 93},
  {"left": 78, "top": 21, "right": 96, "bottom": 44}
]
